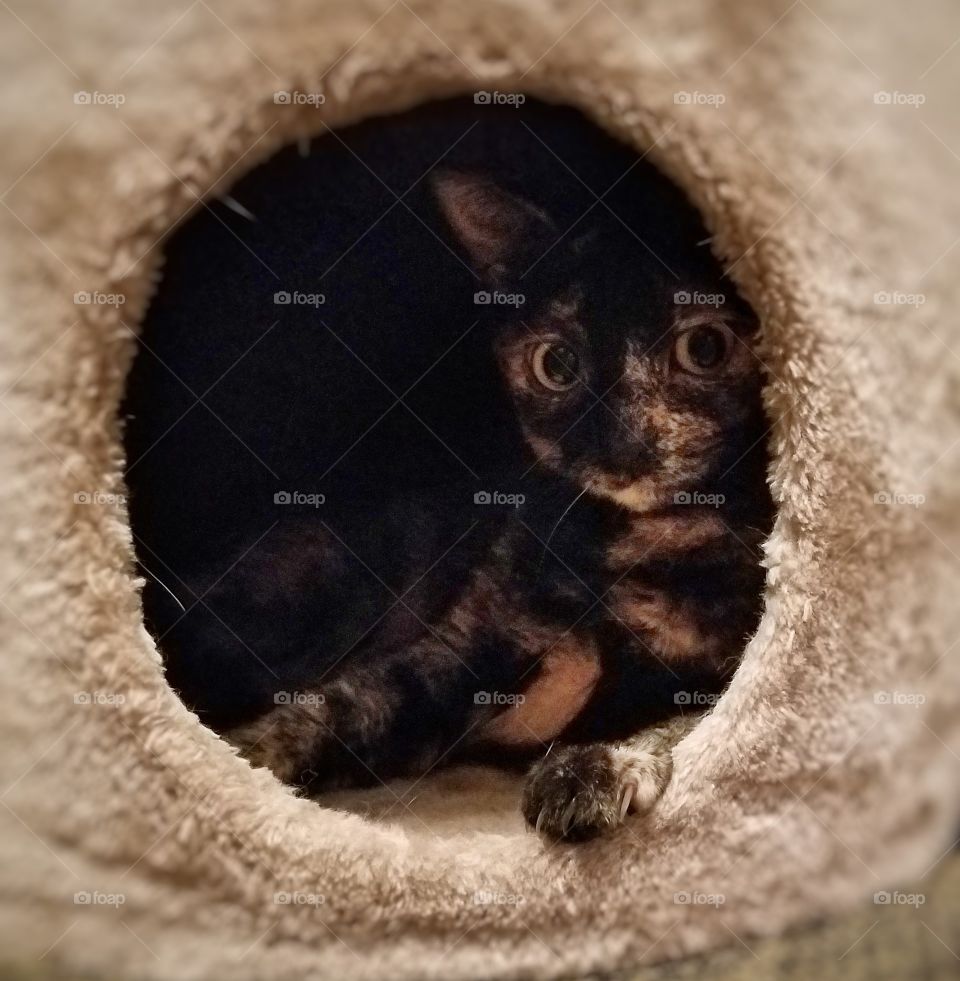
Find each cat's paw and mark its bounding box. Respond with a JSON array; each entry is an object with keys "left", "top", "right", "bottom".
[{"left": 521, "top": 742, "right": 673, "bottom": 841}]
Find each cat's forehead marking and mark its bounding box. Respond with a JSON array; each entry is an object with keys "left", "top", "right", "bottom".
[{"left": 622, "top": 339, "right": 658, "bottom": 385}]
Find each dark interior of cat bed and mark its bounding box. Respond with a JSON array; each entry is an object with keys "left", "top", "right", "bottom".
[{"left": 121, "top": 96, "right": 773, "bottom": 839}]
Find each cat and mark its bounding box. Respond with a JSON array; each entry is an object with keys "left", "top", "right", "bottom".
[{"left": 122, "top": 97, "right": 773, "bottom": 840}]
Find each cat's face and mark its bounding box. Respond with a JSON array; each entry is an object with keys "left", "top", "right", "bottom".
[
  {"left": 492, "top": 294, "right": 762, "bottom": 510},
  {"left": 434, "top": 170, "right": 766, "bottom": 511}
]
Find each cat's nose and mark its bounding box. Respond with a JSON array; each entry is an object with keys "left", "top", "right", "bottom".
[
  {"left": 630, "top": 440, "right": 658, "bottom": 472},
  {"left": 604, "top": 430, "right": 657, "bottom": 474}
]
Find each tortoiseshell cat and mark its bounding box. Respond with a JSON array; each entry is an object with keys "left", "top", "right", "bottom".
[{"left": 123, "top": 97, "right": 772, "bottom": 840}]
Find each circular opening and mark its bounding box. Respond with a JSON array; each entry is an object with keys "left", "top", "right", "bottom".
[{"left": 118, "top": 94, "right": 773, "bottom": 841}]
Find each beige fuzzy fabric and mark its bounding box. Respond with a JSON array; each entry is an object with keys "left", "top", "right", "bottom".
[{"left": 1, "top": 0, "right": 959, "bottom": 978}]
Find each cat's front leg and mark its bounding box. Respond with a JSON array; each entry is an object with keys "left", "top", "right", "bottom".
[
  {"left": 521, "top": 713, "right": 700, "bottom": 841},
  {"left": 226, "top": 690, "right": 332, "bottom": 785},
  {"left": 224, "top": 663, "right": 410, "bottom": 789},
  {"left": 225, "top": 645, "right": 483, "bottom": 790}
]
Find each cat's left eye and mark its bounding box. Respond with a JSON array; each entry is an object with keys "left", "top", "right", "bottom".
[
  {"left": 531, "top": 341, "right": 581, "bottom": 391},
  {"left": 672, "top": 323, "right": 735, "bottom": 376}
]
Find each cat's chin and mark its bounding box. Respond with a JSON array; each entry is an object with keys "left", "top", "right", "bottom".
[{"left": 585, "top": 475, "right": 663, "bottom": 513}]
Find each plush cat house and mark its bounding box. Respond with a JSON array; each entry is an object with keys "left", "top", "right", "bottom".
[{"left": 2, "top": 0, "right": 959, "bottom": 978}]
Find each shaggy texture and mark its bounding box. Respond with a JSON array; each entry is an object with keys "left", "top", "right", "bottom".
[{"left": 1, "top": 0, "right": 959, "bottom": 979}]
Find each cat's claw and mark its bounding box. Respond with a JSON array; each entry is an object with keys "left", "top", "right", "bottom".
[
  {"left": 560, "top": 797, "right": 579, "bottom": 838},
  {"left": 535, "top": 807, "right": 547, "bottom": 835},
  {"left": 619, "top": 781, "right": 636, "bottom": 821},
  {"left": 522, "top": 741, "right": 674, "bottom": 841},
  {"left": 522, "top": 744, "right": 624, "bottom": 841}
]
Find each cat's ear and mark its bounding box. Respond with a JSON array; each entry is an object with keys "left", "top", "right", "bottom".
[{"left": 432, "top": 169, "right": 553, "bottom": 282}]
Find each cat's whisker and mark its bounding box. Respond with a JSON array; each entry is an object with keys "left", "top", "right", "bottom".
[
  {"left": 221, "top": 195, "right": 257, "bottom": 222},
  {"left": 138, "top": 561, "right": 185, "bottom": 612},
  {"left": 539, "top": 483, "right": 591, "bottom": 567}
]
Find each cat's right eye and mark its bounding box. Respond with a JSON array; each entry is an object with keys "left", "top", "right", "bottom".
[
  {"left": 530, "top": 341, "right": 581, "bottom": 392},
  {"left": 672, "top": 323, "right": 734, "bottom": 376}
]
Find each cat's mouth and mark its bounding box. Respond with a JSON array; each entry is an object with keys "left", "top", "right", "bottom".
[{"left": 602, "top": 471, "right": 645, "bottom": 488}]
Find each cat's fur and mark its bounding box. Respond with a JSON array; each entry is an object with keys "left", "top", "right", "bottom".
[{"left": 122, "top": 97, "right": 773, "bottom": 840}]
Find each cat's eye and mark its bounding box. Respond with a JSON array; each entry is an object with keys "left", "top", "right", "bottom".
[
  {"left": 531, "top": 341, "right": 581, "bottom": 391},
  {"left": 673, "top": 323, "right": 734, "bottom": 376}
]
